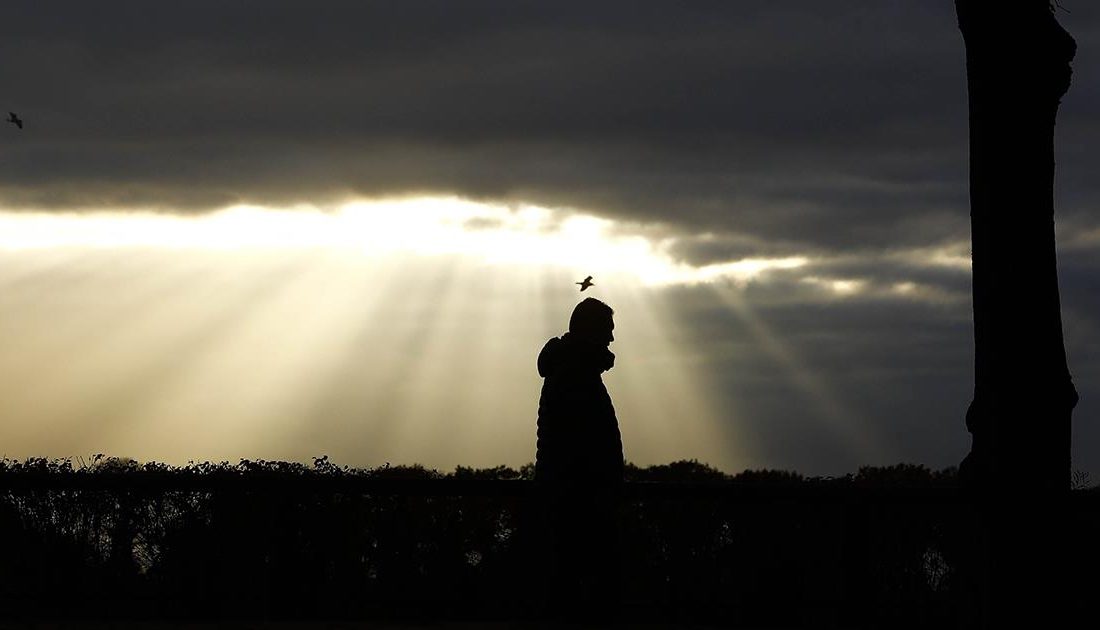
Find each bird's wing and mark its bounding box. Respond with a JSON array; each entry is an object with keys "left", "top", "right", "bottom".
[{"left": 584, "top": 275, "right": 592, "bottom": 281}]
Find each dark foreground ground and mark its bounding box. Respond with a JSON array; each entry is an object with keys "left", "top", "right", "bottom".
[{"left": 2, "top": 459, "right": 1097, "bottom": 628}]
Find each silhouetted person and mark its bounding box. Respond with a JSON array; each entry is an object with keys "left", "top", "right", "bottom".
[{"left": 534, "top": 297, "right": 623, "bottom": 621}]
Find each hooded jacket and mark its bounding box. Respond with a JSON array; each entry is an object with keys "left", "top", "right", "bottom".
[{"left": 535, "top": 333, "right": 624, "bottom": 485}]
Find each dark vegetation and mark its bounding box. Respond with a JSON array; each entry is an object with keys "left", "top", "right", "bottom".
[{"left": 0, "top": 456, "right": 1096, "bottom": 627}]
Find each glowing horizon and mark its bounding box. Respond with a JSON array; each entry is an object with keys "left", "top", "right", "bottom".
[
  {"left": 0, "top": 197, "right": 809, "bottom": 288},
  {"left": 0, "top": 196, "right": 972, "bottom": 474},
  {"left": 0, "top": 198, "right": 757, "bottom": 472}
]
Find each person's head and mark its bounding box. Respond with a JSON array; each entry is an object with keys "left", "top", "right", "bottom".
[{"left": 569, "top": 297, "right": 614, "bottom": 347}]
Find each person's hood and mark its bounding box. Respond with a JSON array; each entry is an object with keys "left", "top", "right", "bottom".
[{"left": 537, "top": 332, "right": 615, "bottom": 377}]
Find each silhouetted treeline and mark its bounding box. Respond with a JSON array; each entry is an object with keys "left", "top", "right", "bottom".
[{"left": 1, "top": 457, "right": 1096, "bottom": 627}]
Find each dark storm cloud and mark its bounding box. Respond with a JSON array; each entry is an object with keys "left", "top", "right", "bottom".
[
  {"left": 0, "top": 0, "right": 986, "bottom": 251},
  {"left": 664, "top": 232, "right": 800, "bottom": 265}
]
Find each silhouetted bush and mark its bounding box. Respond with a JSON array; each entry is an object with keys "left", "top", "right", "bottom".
[
  {"left": 730, "top": 468, "right": 804, "bottom": 484},
  {"left": 625, "top": 458, "right": 729, "bottom": 482},
  {"left": 0, "top": 456, "right": 1094, "bottom": 626},
  {"left": 852, "top": 463, "right": 958, "bottom": 486}
]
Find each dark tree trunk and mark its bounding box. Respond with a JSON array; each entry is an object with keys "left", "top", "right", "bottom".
[
  {"left": 955, "top": 2, "right": 1078, "bottom": 626},
  {"left": 957, "top": 0, "right": 1077, "bottom": 490}
]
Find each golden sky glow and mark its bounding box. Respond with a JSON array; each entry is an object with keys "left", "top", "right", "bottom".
[
  {"left": 0, "top": 198, "right": 810, "bottom": 287},
  {"left": 0, "top": 197, "right": 971, "bottom": 472},
  {"left": 0, "top": 198, "right": 775, "bottom": 470}
]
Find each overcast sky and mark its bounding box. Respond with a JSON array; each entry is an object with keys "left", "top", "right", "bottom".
[{"left": 1, "top": 1, "right": 1096, "bottom": 477}]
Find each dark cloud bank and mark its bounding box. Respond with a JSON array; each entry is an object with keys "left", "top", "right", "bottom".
[
  {"left": 3, "top": 2, "right": 1097, "bottom": 249},
  {"left": 1, "top": 1, "right": 1097, "bottom": 474},
  {"left": 1, "top": 1, "right": 974, "bottom": 250}
]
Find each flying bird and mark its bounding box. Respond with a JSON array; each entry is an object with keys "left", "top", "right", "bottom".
[
  {"left": 576, "top": 275, "right": 594, "bottom": 291},
  {"left": 7, "top": 112, "right": 22, "bottom": 129}
]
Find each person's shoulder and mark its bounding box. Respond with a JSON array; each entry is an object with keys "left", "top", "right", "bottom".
[{"left": 537, "top": 336, "right": 566, "bottom": 377}]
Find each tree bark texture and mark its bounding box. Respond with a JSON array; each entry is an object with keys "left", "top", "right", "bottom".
[
  {"left": 957, "top": 0, "right": 1077, "bottom": 491},
  {"left": 955, "top": 2, "right": 1078, "bottom": 626}
]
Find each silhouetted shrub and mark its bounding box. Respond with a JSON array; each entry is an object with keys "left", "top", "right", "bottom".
[
  {"left": 451, "top": 465, "right": 523, "bottom": 480},
  {"left": 0, "top": 455, "right": 1093, "bottom": 626},
  {"left": 625, "top": 458, "right": 728, "bottom": 482},
  {"left": 854, "top": 463, "right": 958, "bottom": 486},
  {"left": 730, "top": 468, "right": 804, "bottom": 484}
]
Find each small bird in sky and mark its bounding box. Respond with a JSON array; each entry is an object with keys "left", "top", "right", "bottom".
[
  {"left": 576, "top": 275, "right": 594, "bottom": 291},
  {"left": 7, "top": 112, "right": 22, "bottom": 129}
]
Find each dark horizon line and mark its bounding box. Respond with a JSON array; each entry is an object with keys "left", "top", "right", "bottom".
[{"left": 3, "top": 455, "right": 1094, "bottom": 490}]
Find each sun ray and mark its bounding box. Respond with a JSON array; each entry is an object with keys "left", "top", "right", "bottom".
[
  {"left": 0, "top": 251, "right": 298, "bottom": 447},
  {"left": 80, "top": 251, "right": 340, "bottom": 458},
  {"left": 599, "top": 278, "right": 747, "bottom": 470},
  {"left": 706, "top": 282, "right": 895, "bottom": 463},
  {"left": 0, "top": 198, "right": 836, "bottom": 472},
  {"left": 399, "top": 269, "right": 471, "bottom": 464},
  {"left": 447, "top": 262, "right": 510, "bottom": 468},
  {"left": 287, "top": 254, "right": 424, "bottom": 461}
]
